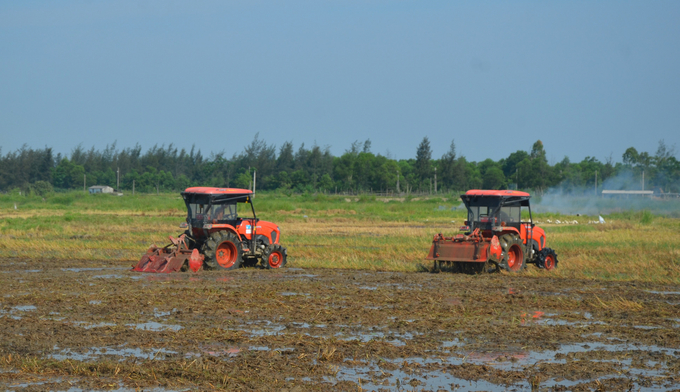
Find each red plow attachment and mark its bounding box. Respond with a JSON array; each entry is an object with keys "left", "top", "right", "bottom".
[
  {"left": 426, "top": 228, "right": 503, "bottom": 270},
  {"left": 133, "top": 234, "right": 204, "bottom": 273}
]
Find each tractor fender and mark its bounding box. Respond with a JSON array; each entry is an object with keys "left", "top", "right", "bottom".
[
  {"left": 498, "top": 227, "right": 520, "bottom": 236},
  {"left": 206, "top": 224, "right": 239, "bottom": 238}
]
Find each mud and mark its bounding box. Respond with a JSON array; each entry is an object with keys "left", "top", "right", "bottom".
[{"left": 1, "top": 258, "right": 679, "bottom": 391}]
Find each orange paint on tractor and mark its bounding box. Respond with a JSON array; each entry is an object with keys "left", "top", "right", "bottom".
[{"left": 427, "top": 189, "right": 558, "bottom": 273}]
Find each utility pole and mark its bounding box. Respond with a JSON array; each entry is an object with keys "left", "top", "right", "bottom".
[
  {"left": 84, "top": 174, "right": 86, "bottom": 191},
  {"left": 595, "top": 170, "right": 597, "bottom": 196},
  {"left": 434, "top": 167, "right": 437, "bottom": 194},
  {"left": 133, "top": 180, "right": 135, "bottom": 196},
  {"left": 253, "top": 169, "right": 257, "bottom": 195},
  {"left": 117, "top": 167, "right": 120, "bottom": 190},
  {"left": 642, "top": 170, "right": 645, "bottom": 190}
]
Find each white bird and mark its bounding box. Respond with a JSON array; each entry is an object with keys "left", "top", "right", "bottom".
[
  {"left": 599, "top": 215, "right": 605, "bottom": 224},
  {"left": 14, "top": 203, "right": 17, "bottom": 210}
]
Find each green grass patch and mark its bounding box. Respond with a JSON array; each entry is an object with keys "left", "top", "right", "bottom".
[{"left": 1, "top": 190, "right": 679, "bottom": 284}]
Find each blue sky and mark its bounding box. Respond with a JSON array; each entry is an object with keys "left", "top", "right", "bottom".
[{"left": 1, "top": 1, "right": 679, "bottom": 163}]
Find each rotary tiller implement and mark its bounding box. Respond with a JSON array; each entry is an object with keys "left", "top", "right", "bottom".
[
  {"left": 427, "top": 190, "right": 558, "bottom": 273},
  {"left": 134, "top": 234, "right": 204, "bottom": 273}
]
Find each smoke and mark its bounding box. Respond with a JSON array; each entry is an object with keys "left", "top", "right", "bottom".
[{"left": 533, "top": 170, "right": 680, "bottom": 216}]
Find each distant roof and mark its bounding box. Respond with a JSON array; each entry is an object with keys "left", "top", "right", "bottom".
[
  {"left": 464, "top": 190, "right": 531, "bottom": 197},
  {"left": 183, "top": 187, "right": 253, "bottom": 195},
  {"left": 602, "top": 190, "right": 653, "bottom": 195},
  {"left": 89, "top": 185, "right": 113, "bottom": 189}
]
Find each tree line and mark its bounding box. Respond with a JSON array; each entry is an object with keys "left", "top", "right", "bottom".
[{"left": 1, "top": 136, "right": 678, "bottom": 196}]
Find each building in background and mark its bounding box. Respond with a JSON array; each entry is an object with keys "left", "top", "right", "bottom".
[{"left": 88, "top": 185, "right": 114, "bottom": 194}]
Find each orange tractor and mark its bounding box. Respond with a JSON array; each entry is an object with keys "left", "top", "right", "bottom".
[
  {"left": 426, "top": 190, "right": 557, "bottom": 273},
  {"left": 134, "top": 187, "right": 287, "bottom": 273}
]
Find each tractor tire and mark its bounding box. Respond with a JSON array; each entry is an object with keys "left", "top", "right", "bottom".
[
  {"left": 499, "top": 234, "right": 525, "bottom": 272},
  {"left": 537, "top": 248, "right": 558, "bottom": 271},
  {"left": 263, "top": 244, "right": 287, "bottom": 269},
  {"left": 202, "top": 231, "right": 243, "bottom": 271}
]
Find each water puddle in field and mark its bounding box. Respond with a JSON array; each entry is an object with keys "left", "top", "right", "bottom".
[
  {"left": 338, "top": 330, "right": 418, "bottom": 346},
  {"left": 13, "top": 305, "right": 36, "bottom": 311},
  {"left": 50, "top": 345, "right": 178, "bottom": 361},
  {"left": 326, "top": 338, "right": 680, "bottom": 392},
  {"left": 289, "top": 274, "right": 318, "bottom": 278},
  {"left": 88, "top": 300, "right": 102, "bottom": 305},
  {"left": 128, "top": 322, "right": 183, "bottom": 332},
  {"left": 280, "top": 292, "right": 310, "bottom": 297},
  {"left": 3, "top": 269, "right": 43, "bottom": 274},
  {"left": 326, "top": 359, "right": 510, "bottom": 391},
  {"left": 237, "top": 320, "right": 287, "bottom": 336},
  {"left": 533, "top": 313, "right": 607, "bottom": 327},
  {"left": 93, "top": 274, "right": 124, "bottom": 279},
  {"left": 61, "top": 267, "right": 127, "bottom": 273},
  {"left": 71, "top": 321, "right": 116, "bottom": 329},
  {"left": 646, "top": 290, "right": 680, "bottom": 295},
  {"left": 442, "top": 338, "right": 464, "bottom": 348},
  {"left": 186, "top": 346, "right": 242, "bottom": 358},
  {"left": 153, "top": 308, "right": 174, "bottom": 317},
  {"left": 3, "top": 376, "right": 188, "bottom": 392},
  {"left": 455, "top": 341, "right": 680, "bottom": 371},
  {"left": 185, "top": 345, "right": 297, "bottom": 359},
  {"left": 0, "top": 305, "right": 36, "bottom": 320}
]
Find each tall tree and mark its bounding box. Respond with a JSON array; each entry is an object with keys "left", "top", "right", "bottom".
[
  {"left": 439, "top": 140, "right": 462, "bottom": 191},
  {"left": 415, "top": 137, "right": 432, "bottom": 187}
]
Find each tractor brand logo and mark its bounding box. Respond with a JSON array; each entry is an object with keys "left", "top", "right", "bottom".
[{"left": 245, "top": 225, "right": 262, "bottom": 234}]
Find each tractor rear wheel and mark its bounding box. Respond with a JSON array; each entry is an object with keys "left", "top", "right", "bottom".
[
  {"left": 263, "top": 244, "right": 287, "bottom": 269},
  {"left": 537, "top": 248, "right": 558, "bottom": 271},
  {"left": 203, "top": 231, "right": 243, "bottom": 271},
  {"left": 500, "top": 234, "right": 525, "bottom": 272}
]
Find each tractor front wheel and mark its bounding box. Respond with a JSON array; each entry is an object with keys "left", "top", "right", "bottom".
[
  {"left": 500, "top": 234, "right": 525, "bottom": 272},
  {"left": 263, "top": 244, "right": 287, "bottom": 269},
  {"left": 203, "top": 231, "right": 243, "bottom": 271},
  {"left": 537, "top": 248, "right": 558, "bottom": 271}
]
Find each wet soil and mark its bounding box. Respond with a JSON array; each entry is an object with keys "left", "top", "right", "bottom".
[{"left": 1, "top": 258, "right": 679, "bottom": 391}]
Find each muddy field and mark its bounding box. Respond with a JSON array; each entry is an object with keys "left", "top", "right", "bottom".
[{"left": 1, "top": 258, "right": 679, "bottom": 391}]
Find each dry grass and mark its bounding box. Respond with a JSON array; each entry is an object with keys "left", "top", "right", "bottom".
[{"left": 1, "top": 192, "right": 679, "bottom": 283}]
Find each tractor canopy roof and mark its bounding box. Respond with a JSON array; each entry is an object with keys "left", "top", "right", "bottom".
[
  {"left": 461, "top": 189, "right": 531, "bottom": 207},
  {"left": 182, "top": 187, "right": 253, "bottom": 204}
]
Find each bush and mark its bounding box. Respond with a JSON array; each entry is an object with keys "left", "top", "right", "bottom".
[
  {"left": 639, "top": 210, "right": 654, "bottom": 225},
  {"left": 29, "top": 181, "right": 54, "bottom": 197}
]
